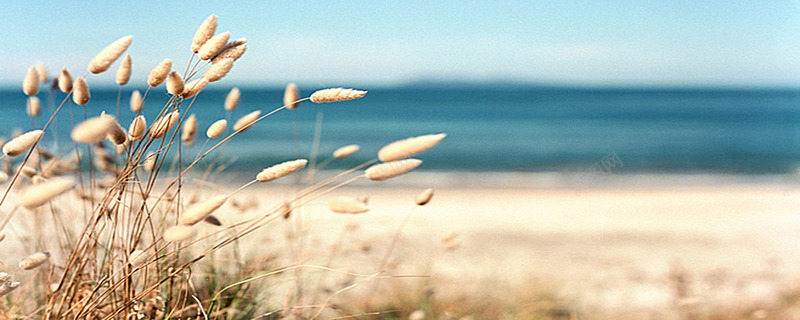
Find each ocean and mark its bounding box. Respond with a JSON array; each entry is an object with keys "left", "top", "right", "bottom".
[{"left": 1, "top": 86, "right": 799, "bottom": 175}]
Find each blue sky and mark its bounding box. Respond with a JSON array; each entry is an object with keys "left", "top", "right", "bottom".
[{"left": 1, "top": 1, "right": 799, "bottom": 88}]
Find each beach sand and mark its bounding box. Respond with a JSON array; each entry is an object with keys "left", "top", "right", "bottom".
[
  {"left": 219, "top": 173, "right": 800, "bottom": 314},
  {"left": 4, "top": 172, "right": 799, "bottom": 316}
]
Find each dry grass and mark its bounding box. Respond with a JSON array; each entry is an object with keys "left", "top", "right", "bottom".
[{"left": 0, "top": 15, "right": 446, "bottom": 320}]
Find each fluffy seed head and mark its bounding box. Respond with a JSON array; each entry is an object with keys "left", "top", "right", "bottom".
[
  {"left": 284, "top": 83, "right": 300, "bottom": 109},
  {"left": 212, "top": 38, "right": 247, "bottom": 62},
  {"left": 35, "top": 62, "right": 47, "bottom": 82},
  {"left": 143, "top": 152, "right": 156, "bottom": 171},
  {"left": 415, "top": 188, "right": 434, "bottom": 206},
  {"left": 233, "top": 110, "right": 261, "bottom": 132},
  {"left": 23, "top": 66, "right": 39, "bottom": 96},
  {"left": 191, "top": 14, "right": 218, "bottom": 53},
  {"left": 256, "top": 159, "right": 308, "bottom": 182},
  {"left": 333, "top": 144, "right": 360, "bottom": 159},
  {"left": 180, "top": 195, "right": 228, "bottom": 225},
  {"left": 182, "top": 114, "right": 197, "bottom": 144},
  {"left": 166, "top": 71, "right": 185, "bottom": 96},
  {"left": 19, "top": 252, "right": 50, "bottom": 270},
  {"left": 88, "top": 35, "right": 133, "bottom": 74},
  {"left": 149, "top": 110, "right": 180, "bottom": 139},
  {"left": 204, "top": 58, "right": 233, "bottom": 82},
  {"left": 20, "top": 177, "right": 76, "bottom": 208},
  {"left": 163, "top": 225, "right": 196, "bottom": 242},
  {"left": 103, "top": 114, "right": 127, "bottom": 145},
  {"left": 198, "top": 31, "right": 230, "bottom": 60},
  {"left": 224, "top": 87, "right": 240, "bottom": 111},
  {"left": 365, "top": 159, "right": 422, "bottom": 181},
  {"left": 206, "top": 119, "right": 227, "bottom": 138},
  {"left": 115, "top": 54, "right": 132, "bottom": 85},
  {"left": 27, "top": 97, "right": 41, "bottom": 117},
  {"left": 3, "top": 130, "right": 43, "bottom": 157},
  {"left": 72, "top": 115, "right": 115, "bottom": 144},
  {"left": 378, "top": 133, "right": 447, "bottom": 162},
  {"left": 310, "top": 88, "right": 367, "bottom": 103},
  {"left": 180, "top": 78, "right": 208, "bottom": 99},
  {"left": 328, "top": 197, "right": 370, "bottom": 214},
  {"left": 129, "top": 250, "right": 147, "bottom": 268},
  {"left": 72, "top": 77, "right": 90, "bottom": 105},
  {"left": 130, "top": 90, "right": 143, "bottom": 112},
  {"left": 0, "top": 282, "right": 20, "bottom": 297},
  {"left": 58, "top": 68, "right": 73, "bottom": 93},
  {"left": 129, "top": 115, "right": 146, "bottom": 141},
  {"left": 147, "top": 59, "right": 172, "bottom": 87}
]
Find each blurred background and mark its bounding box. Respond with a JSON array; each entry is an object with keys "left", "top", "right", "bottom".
[{"left": 2, "top": 1, "right": 799, "bottom": 178}]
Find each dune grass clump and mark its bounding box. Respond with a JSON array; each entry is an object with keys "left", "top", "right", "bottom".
[{"left": 0, "top": 14, "right": 446, "bottom": 320}]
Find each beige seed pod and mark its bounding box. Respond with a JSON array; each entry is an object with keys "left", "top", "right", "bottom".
[
  {"left": 35, "top": 62, "right": 47, "bottom": 82},
  {"left": 191, "top": 14, "right": 218, "bottom": 53},
  {"left": 328, "top": 197, "right": 369, "bottom": 214},
  {"left": 0, "top": 282, "right": 20, "bottom": 297},
  {"left": 204, "top": 58, "right": 233, "bottom": 82},
  {"left": 163, "top": 225, "right": 196, "bottom": 242},
  {"left": 206, "top": 119, "right": 227, "bottom": 138},
  {"left": 180, "top": 194, "right": 228, "bottom": 225},
  {"left": 415, "top": 188, "right": 434, "bottom": 206},
  {"left": 19, "top": 252, "right": 50, "bottom": 270},
  {"left": 115, "top": 54, "right": 132, "bottom": 85},
  {"left": 233, "top": 110, "right": 261, "bottom": 132},
  {"left": 378, "top": 133, "right": 447, "bottom": 162},
  {"left": 3, "top": 130, "right": 43, "bottom": 157},
  {"left": 129, "top": 115, "right": 146, "bottom": 141},
  {"left": 310, "top": 88, "right": 367, "bottom": 103},
  {"left": 58, "top": 68, "right": 73, "bottom": 93},
  {"left": 182, "top": 114, "right": 197, "bottom": 144},
  {"left": 147, "top": 59, "right": 172, "bottom": 87},
  {"left": 213, "top": 38, "right": 247, "bottom": 63},
  {"left": 19, "top": 166, "right": 36, "bottom": 179},
  {"left": 198, "top": 31, "right": 230, "bottom": 60},
  {"left": 130, "top": 91, "right": 143, "bottom": 113},
  {"left": 166, "top": 71, "right": 185, "bottom": 96},
  {"left": 88, "top": 35, "right": 133, "bottom": 74},
  {"left": 20, "top": 177, "right": 76, "bottom": 208},
  {"left": 256, "top": 159, "right": 308, "bottom": 182},
  {"left": 26, "top": 97, "right": 41, "bottom": 117},
  {"left": 143, "top": 152, "right": 156, "bottom": 171},
  {"left": 180, "top": 78, "right": 208, "bottom": 99},
  {"left": 72, "top": 115, "right": 115, "bottom": 144},
  {"left": 333, "top": 144, "right": 360, "bottom": 159},
  {"left": 129, "top": 250, "right": 147, "bottom": 268},
  {"left": 365, "top": 159, "right": 422, "bottom": 181},
  {"left": 224, "top": 87, "right": 240, "bottom": 111},
  {"left": 284, "top": 83, "right": 300, "bottom": 109},
  {"left": 103, "top": 114, "right": 127, "bottom": 145},
  {"left": 149, "top": 110, "right": 180, "bottom": 139},
  {"left": 72, "top": 77, "right": 90, "bottom": 105},
  {"left": 23, "top": 66, "right": 39, "bottom": 96}
]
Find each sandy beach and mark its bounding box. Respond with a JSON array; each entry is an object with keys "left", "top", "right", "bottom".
[
  {"left": 4, "top": 172, "right": 799, "bottom": 317},
  {"left": 215, "top": 172, "right": 800, "bottom": 315}
]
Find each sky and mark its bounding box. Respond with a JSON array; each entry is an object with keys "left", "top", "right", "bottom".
[{"left": 1, "top": 0, "right": 799, "bottom": 88}]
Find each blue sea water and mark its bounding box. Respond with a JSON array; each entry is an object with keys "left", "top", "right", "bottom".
[{"left": 1, "top": 86, "right": 799, "bottom": 175}]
